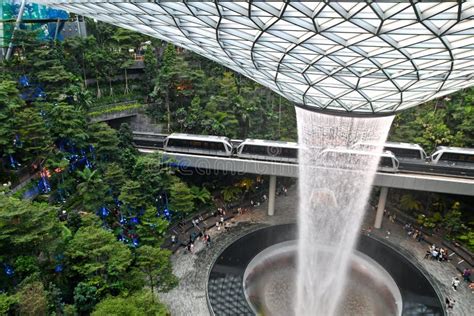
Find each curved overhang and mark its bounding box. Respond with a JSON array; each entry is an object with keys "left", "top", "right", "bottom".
[{"left": 33, "top": 1, "right": 474, "bottom": 115}]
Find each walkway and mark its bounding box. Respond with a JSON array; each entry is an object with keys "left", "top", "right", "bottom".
[
  {"left": 158, "top": 186, "right": 472, "bottom": 316},
  {"left": 362, "top": 211, "right": 473, "bottom": 316}
]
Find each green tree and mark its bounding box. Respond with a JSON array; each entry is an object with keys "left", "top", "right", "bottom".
[
  {"left": 458, "top": 230, "right": 474, "bottom": 252},
  {"left": 169, "top": 179, "right": 194, "bottom": 214},
  {"left": 46, "top": 282, "right": 64, "bottom": 316},
  {"left": 152, "top": 43, "right": 189, "bottom": 132},
  {"left": 119, "top": 180, "right": 147, "bottom": 210},
  {"left": 16, "top": 106, "right": 52, "bottom": 162},
  {"left": 111, "top": 27, "right": 147, "bottom": 94},
  {"left": 47, "top": 102, "right": 88, "bottom": 148},
  {"left": 75, "top": 167, "right": 111, "bottom": 212},
  {"left": 17, "top": 281, "right": 48, "bottom": 316},
  {"left": 0, "top": 293, "right": 18, "bottom": 315},
  {"left": 118, "top": 123, "right": 135, "bottom": 150},
  {"left": 136, "top": 246, "right": 177, "bottom": 299},
  {"left": 0, "top": 79, "right": 24, "bottom": 159},
  {"left": 63, "top": 36, "right": 96, "bottom": 88},
  {"left": 73, "top": 282, "right": 99, "bottom": 314},
  {"left": 191, "top": 186, "right": 211, "bottom": 205},
  {"left": 66, "top": 226, "right": 132, "bottom": 285},
  {"left": 0, "top": 195, "right": 61, "bottom": 258},
  {"left": 88, "top": 123, "right": 121, "bottom": 163},
  {"left": 444, "top": 202, "right": 464, "bottom": 235},
  {"left": 103, "top": 163, "right": 127, "bottom": 197},
  {"left": 92, "top": 290, "right": 168, "bottom": 316},
  {"left": 133, "top": 154, "right": 174, "bottom": 204},
  {"left": 14, "top": 256, "right": 40, "bottom": 281},
  {"left": 136, "top": 208, "right": 169, "bottom": 247},
  {"left": 29, "top": 45, "right": 77, "bottom": 100},
  {"left": 221, "top": 186, "right": 242, "bottom": 203},
  {"left": 182, "top": 95, "right": 204, "bottom": 132},
  {"left": 400, "top": 194, "right": 423, "bottom": 212},
  {"left": 143, "top": 46, "right": 159, "bottom": 95}
]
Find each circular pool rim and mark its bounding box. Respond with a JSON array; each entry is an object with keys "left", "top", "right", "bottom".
[{"left": 206, "top": 224, "right": 445, "bottom": 316}]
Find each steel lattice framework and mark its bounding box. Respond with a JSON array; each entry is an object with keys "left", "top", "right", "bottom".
[{"left": 34, "top": 1, "right": 474, "bottom": 115}]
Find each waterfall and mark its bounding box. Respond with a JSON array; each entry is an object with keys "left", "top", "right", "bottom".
[{"left": 295, "top": 108, "right": 394, "bottom": 316}]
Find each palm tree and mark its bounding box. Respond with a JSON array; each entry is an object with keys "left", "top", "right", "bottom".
[
  {"left": 190, "top": 186, "right": 211, "bottom": 205},
  {"left": 76, "top": 167, "right": 109, "bottom": 212},
  {"left": 400, "top": 194, "right": 422, "bottom": 213}
]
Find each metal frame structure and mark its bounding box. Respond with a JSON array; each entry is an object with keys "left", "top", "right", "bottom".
[{"left": 34, "top": 1, "right": 474, "bottom": 115}]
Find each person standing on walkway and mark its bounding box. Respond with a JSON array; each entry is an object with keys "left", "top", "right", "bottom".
[
  {"left": 462, "top": 268, "right": 471, "bottom": 282},
  {"left": 451, "top": 277, "right": 460, "bottom": 291},
  {"left": 445, "top": 297, "right": 455, "bottom": 311},
  {"left": 205, "top": 234, "right": 211, "bottom": 247}
]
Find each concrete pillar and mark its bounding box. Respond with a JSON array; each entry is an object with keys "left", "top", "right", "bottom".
[
  {"left": 374, "top": 187, "right": 388, "bottom": 229},
  {"left": 267, "top": 175, "right": 277, "bottom": 216}
]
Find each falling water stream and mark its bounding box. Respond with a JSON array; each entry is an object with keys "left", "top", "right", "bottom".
[{"left": 295, "top": 108, "right": 394, "bottom": 316}]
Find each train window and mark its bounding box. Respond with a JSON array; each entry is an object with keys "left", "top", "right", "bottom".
[
  {"left": 281, "top": 147, "right": 298, "bottom": 159},
  {"left": 439, "top": 152, "right": 474, "bottom": 163},
  {"left": 191, "top": 141, "right": 202, "bottom": 148},
  {"left": 379, "top": 157, "right": 393, "bottom": 168},
  {"left": 385, "top": 147, "right": 421, "bottom": 159},
  {"left": 243, "top": 145, "right": 262, "bottom": 155}
]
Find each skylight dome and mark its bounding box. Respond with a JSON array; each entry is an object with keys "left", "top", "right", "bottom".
[{"left": 34, "top": 1, "right": 474, "bottom": 115}]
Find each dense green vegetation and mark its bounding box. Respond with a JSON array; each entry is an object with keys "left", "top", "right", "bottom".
[
  {"left": 0, "top": 17, "right": 473, "bottom": 315},
  {"left": 388, "top": 89, "right": 474, "bottom": 250},
  {"left": 1, "top": 21, "right": 289, "bottom": 315},
  {"left": 390, "top": 89, "right": 474, "bottom": 152}
]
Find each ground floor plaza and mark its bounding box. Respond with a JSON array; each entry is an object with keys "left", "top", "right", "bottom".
[{"left": 159, "top": 186, "right": 472, "bottom": 316}]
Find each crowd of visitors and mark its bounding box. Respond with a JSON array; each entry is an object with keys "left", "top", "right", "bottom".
[
  {"left": 424, "top": 244, "right": 450, "bottom": 262},
  {"left": 403, "top": 223, "right": 424, "bottom": 242},
  {"left": 381, "top": 208, "right": 473, "bottom": 308},
  {"left": 177, "top": 184, "right": 289, "bottom": 254}
]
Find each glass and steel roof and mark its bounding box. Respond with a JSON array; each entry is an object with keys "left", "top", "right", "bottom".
[{"left": 34, "top": 1, "right": 474, "bottom": 115}]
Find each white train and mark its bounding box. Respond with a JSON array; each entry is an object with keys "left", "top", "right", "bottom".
[
  {"left": 155, "top": 133, "right": 473, "bottom": 174},
  {"left": 236, "top": 139, "right": 299, "bottom": 163},
  {"left": 430, "top": 146, "right": 474, "bottom": 165},
  {"left": 352, "top": 141, "right": 427, "bottom": 160},
  {"left": 318, "top": 148, "right": 400, "bottom": 172},
  {"left": 163, "top": 133, "right": 232, "bottom": 157}
]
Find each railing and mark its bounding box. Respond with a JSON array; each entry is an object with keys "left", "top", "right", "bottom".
[{"left": 88, "top": 101, "right": 147, "bottom": 122}]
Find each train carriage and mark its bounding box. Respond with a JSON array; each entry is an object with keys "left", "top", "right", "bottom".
[
  {"left": 163, "top": 133, "right": 233, "bottom": 157},
  {"left": 430, "top": 147, "right": 474, "bottom": 165},
  {"left": 318, "top": 148, "right": 400, "bottom": 173},
  {"left": 236, "top": 139, "right": 299, "bottom": 163},
  {"left": 352, "top": 141, "right": 427, "bottom": 160}
]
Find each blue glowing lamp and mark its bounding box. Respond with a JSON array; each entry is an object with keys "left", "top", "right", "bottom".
[
  {"left": 4, "top": 265, "right": 14, "bottom": 277},
  {"left": 39, "top": 176, "right": 51, "bottom": 193},
  {"left": 19, "top": 75, "right": 30, "bottom": 87},
  {"left": 132, "top": 238, "right": 139, "bottom": 247},
  {"left": 9, "top": 155, "right": 19, "bottom": 169},
  {"left": 55, "top": 264, "right": 64, "bottom": 273},
  {"left": 100, "top": 207, "right": 109, "bottom": 217},
  {"left": 130, "top": 217, "right": 139, "bottom": 224}
]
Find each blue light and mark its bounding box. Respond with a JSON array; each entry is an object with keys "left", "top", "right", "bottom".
[
  {"left": 9, "top": 155, "right": 19, "bottom": 169},
  {"left": 4, "top": 265, "right": 14, "bottom": 277},
  {"left": 100, "top": 207, "right": 109, "bottom": 217},
  {"left": 39, "top": 176, "right": 51, "bottom": 193},
  {"left": 19, "top": 75, "right": 30, "bottom": 87},
  {"left": 130, "top": 217, "right": 139, "bottom": 224},
  {"left": 132, "top": 238, "right": 139, "bottom": 247},
  {"left": 85, "top": 159, "right": 92, "bottom": 169},
  {"left": 54, "top": 264, "right": 64, "bottom": 273}
]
